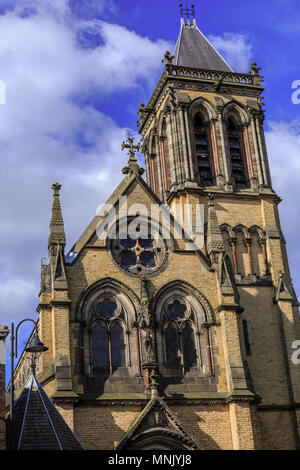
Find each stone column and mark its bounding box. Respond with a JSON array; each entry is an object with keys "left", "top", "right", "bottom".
[
  {"left": 217, "top": 109, "right": 232, "bottom": 190},
  {"left": 144, "top": 151, "right": 151, "bottom": 188},
  {"left": 250, "top": 114, "right": 264, "bottom": 186},
  {"left": 243, "top": 123, "right": 258, "bottom": 191},
  {"left": 159, "top": 136, "right": 169, "bottom": 198},
  {"left": 166, "top": 112, "right": 178, "bottom": 187},
  {"left": 210, "top": 118, "right": 225, "bottom": 187},
  {"left": 183, "top": 106, "right": 195, "bottom": 181},
  {"left": 178, "top": 105, "right": 191, "bottom": 181},
  {"left": 255, "top": 116, "right": 270, "bottom": 186},
  {"left": 0, "top": 325, "right": 9, "bottom": 450}
]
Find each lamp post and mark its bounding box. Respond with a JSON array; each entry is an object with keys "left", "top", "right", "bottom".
[{"left": 10, "top": 319, "right": 48, "bottom": 446}]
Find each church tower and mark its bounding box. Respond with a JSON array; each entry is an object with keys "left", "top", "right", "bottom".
[{"left": 10, "top": 5, "right": 300, "bottom": 450}]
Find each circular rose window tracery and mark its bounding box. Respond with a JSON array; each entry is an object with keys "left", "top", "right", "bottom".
[{"left": 108, "top": 218, "right": 172, "bottom": 277}]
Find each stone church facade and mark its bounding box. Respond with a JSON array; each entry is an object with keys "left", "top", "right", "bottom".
[{"left": 10, "top": 14, "right": 300, "bottom": 450}]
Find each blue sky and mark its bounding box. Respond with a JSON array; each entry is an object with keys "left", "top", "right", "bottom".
[{"left": 1, "top": 0, "right": 300, "bottom": 383}]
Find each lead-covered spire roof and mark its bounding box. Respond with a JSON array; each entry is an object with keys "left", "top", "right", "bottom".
[{"left": 173, "top": 5, "right": 233, "bottom": 72}]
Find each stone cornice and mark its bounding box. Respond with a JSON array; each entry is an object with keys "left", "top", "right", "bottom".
[
  {"left": 166, "top": 186, "right": 279, "bottom": 206},
  {"left": 49, "top": 299, "right": 72, "bottom": 308},
  {"left": 62, "top": 392, "right": 259, "bottom": 407},
  {"left": 139, "top": 65, "right": 263, "bottom": 134},
  {"left": 216, "top": 303, "right": 244, "bottom": 314}
]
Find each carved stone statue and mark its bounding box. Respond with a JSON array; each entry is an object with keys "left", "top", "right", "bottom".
[
  {"left": 162, "top": 50, "right": 175, "bottom": 65},
  {"left": 145, "top": 331, "right": 156, "bottom": 363},
  {"left": 249, "top": 62, "right": 261, "bottom": 76}
]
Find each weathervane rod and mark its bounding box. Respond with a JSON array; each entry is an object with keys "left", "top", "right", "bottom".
[{"left": 179, "top": 1, "right": 196, "bottom": 23}]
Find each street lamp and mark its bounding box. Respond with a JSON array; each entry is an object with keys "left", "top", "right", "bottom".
[{"left": 10, "top": 318, "right": 48, "bottom": 444}]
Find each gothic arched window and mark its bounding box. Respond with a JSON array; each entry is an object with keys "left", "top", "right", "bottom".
[
  {"left": 227, "top": 117, "right": 248, "bottom": 186},
  {"left": 163, "top": 299, "right": 199, "bottom": 374},
  {"left": 193, "top": 112, "right": 214, "bottom": 186},
  {"left": 91, "top": 297, "right": 126, "bottom": 374}
]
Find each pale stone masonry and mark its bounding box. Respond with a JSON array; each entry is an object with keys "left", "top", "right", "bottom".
[
  {"left": 0, "top": 325, "right": 9, "bottom": 450},
  {"left": 8, "top": 13, "right": 300, "bottom": 450}
]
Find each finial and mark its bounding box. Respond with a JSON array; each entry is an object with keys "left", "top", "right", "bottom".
[
  {"left": 208, "top": 193, "right": 215, "bottom": 206},
  {"left": 121, "top": 137, "right": 144, "bottom": 176},
  {"left": 48, "top": 181, "right": 66, "bottom": 250},
  {"left": 52, "top": 182, "right": 61, "bottom": 196},
  {"left": 249, "top": 62, "right": 261, "bottom": 76},
  {"left": 249, "top": 62, "right": 264, "bottom": 86},
  {"left": 162, "top": 51, "right": 175, "bottom": 65},
  {"left": 179, "top": 1, "right": 196, "bottom": 25}
]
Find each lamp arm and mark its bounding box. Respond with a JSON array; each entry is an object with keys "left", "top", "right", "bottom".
[{"left": 14, "top": 319, "right": 37, "bottom": 358}]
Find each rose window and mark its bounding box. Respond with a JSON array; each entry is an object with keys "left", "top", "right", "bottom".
[{"left": 109, "top": 222, "right": 172, "bottom": 277}]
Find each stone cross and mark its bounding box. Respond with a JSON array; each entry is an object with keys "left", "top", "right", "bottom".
[{"left": 121, "top": 137, "right": 140, "bottom": 162}]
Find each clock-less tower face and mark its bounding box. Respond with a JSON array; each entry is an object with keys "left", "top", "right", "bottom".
[{"left": 108, "top": 217, "right": 172, "bottom": 277}]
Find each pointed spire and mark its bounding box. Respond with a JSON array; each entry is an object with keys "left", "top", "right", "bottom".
[
  {"left": 173, "top": 6, "right": 232, "bottom": 72},
  {"left": 48, "top": 183, "right": 66, "bottom": 251},
  {"left": 206, "top": 194, "right": 225, "bottom": 262}
]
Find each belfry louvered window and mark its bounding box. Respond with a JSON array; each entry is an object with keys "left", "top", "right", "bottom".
[
  {"left": 193, "top": 112, "right": 214, "bottom": 185},
  {"left": 227, "top": 117, "right": 248, "bottom": 186}
]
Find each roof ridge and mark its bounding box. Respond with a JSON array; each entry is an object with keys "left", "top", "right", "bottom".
[
  {"left": 17, "top": 377, "right": 33, "bottom": 449},
  {"left": 34, "top": 377, "right": 63, "bottom": 450},
  {"left": 195, "top": 25, "right": 233, "bottom": 72}
]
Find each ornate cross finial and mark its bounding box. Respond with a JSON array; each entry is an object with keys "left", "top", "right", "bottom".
[
  {"left": 121, "top": 137, "right": 144, "bottom": 176},
  {"left": 179, "top": 1, "right": 195, "bottom": 23},
  {"left": 121, "top": 137, "right": 140, "bottom": 162}
]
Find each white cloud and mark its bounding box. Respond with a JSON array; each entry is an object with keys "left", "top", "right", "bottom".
[
  {"left": 208, "top": 33, "right": 252, "bottom": 72},
  {"left": 0, "top": 278, "right": 37, "bottom": 318},
  {"left": 0, "top": 0, "right": 170, "bottom": 328},
  {"left": 266, "top": 120, "right": 300, "bottom": 296}
]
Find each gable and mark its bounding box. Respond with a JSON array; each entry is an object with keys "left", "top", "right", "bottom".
[
  {"left": 67, "top": 172, "right": 211, "bottom": 271},
  {"left": 115, "top": 396, "right": 201, "bottom": 450}
]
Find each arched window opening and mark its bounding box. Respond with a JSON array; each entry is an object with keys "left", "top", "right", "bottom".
[
  {"left": 111, "top": 322, "right": 126, "bottom": 370},
  {"left": 235, "top": 230, "right": 248, "bottom": 277},
  {"left": 91, "top": 297, "right": 126, "bottom": 374},
  {"left": 165, "top": 323, "right": 181, "bottom": 368},
  {"left": 182, "top": 323, "right": 197, "bottom": 370},
  {"left": 163, "top": 298, "right": 200, "bottom": 374},
  {"left": 249, "top": 231, "right": 266, "bottom": 277},
  {"left": 227, "top": 117, "right": 248, "bottom": 186},
  {"left": 193, "top": 112, "right": 215, "bottom": 186}
]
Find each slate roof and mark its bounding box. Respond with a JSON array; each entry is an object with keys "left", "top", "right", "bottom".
[
  {"left": 173, "top": 20, "right": 233, "bottom": 72},
  {"left": 10, "top": 375, "right": 84, "bottom": 450}
]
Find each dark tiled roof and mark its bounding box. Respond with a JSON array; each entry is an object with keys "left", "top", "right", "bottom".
[
  {"left": 10, "top": 376, "right": 84, "bottom": 450},
  {"left": 173, "top": 21, "right": 232, "bottom": 72}
]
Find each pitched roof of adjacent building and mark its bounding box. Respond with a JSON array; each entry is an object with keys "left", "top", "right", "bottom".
[
  {"left": 10, "top": 375, "right": 84, "bottom": 450},
  {"left": 173, "top": 19, "right": 233, "bottom": 72}
]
